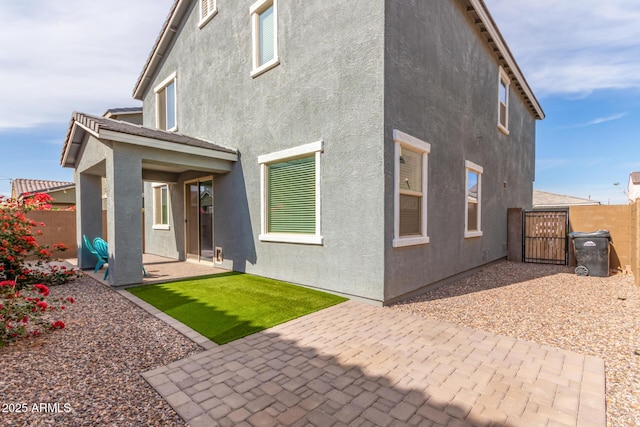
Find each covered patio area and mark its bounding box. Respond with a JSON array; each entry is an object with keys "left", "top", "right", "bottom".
[
  {"left": 66, "top": 253, "right": 230, "bottom": 286},
  {"left": 61, "top": 112, "right": 237, "bottom": 286}
]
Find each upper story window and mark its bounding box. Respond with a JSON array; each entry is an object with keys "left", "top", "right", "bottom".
[
  {"left": 250, "top": 0, "right": 279, "bottom": 77},
  {"left": 155, "top": 73, "right": 177, "bottom": 131},
  {"left": 199, "top": 0, "right": 218, "bottom": 28},
  {"left": 465, "top": 161, "right": 483, "bottom": 238},
  {"left": 498, "top": 67, "right": 510, "bottom": 135},
  {"left": 258, "top": 141, "right": 323, "bottom": 245},
  {"left": 393, "top": 130, "right": 430, "bottom": 248}
]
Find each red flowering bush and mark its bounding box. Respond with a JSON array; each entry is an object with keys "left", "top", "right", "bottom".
[
  {"left": 0, "top": 194, "right": 77, "bottom": 346},
  {"left": 0, "top": 194, "right": 79, "bottom": 290},
  {"left": 0, "top": 280, "right": 74, "bottom": 347}
]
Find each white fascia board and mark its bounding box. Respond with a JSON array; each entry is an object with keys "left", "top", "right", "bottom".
[
  {"left": 74, "top": 121, "right": 100, "bottom": 139},
  {"left": 98, "top": 129, "right": 238, "bottom": 162},
  {"left": 132, "top": 0, "right": 189, "bottom": 100},
  {"left": 62, "top": 120, "right": 99, "bottom": 167},
  {"left": 469, "top": 0, "right": 544, "bottom": 120}
]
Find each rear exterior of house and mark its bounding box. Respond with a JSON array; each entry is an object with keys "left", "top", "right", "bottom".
[
  {"left": 66, "top": 0, "right": 542, "bottom": 305},
  {"left": 381, "top": 0, "right": 541, "bottom": 302},
  {"left": 136, "top": 0, "right": 389, "bottom": 302}
]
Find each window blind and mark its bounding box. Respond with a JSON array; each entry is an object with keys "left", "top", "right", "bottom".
[
  {"left": 259, "top": 5, "right": 275, "bottom": 65},
  {"left": 268, "top": 156, "right": 315, "bottom": 234}
]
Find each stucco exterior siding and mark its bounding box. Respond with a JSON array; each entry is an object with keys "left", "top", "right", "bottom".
[
  {"left": 141, "top": 0, "right": 387, "bottom": 302},
  {"left": 382, "top": 0, "right": 537, "bottom": 302}
]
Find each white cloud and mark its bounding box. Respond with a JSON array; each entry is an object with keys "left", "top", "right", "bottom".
[
  {"left": 484, "top": 0, "right": 640, "bottom": 97},
  {"left": 558, "top": 112, "right": 628, "bottom": 129},
  {"left": 587, "top": 113, "right": 628, "bottom": 126},
  {"left": 536, "top": 158, "right": 568, "bottom": 172},
  {"left": 0, "top": 0, "right": 174, "bottom": 130}
]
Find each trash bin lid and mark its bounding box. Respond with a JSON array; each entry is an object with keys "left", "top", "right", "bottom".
[{"left": 568, "top": 229, "right": 611, "bottom": 239}]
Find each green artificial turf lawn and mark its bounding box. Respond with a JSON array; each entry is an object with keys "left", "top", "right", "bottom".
[{"left": 127, "top": 272, "right": 347, "bottom": 344}]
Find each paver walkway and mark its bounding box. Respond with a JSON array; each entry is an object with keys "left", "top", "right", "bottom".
[{"left": 142, "top": 301, "right": 605, "bottom": 427}]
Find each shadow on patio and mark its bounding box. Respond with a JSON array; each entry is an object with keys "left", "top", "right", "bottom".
[{"left": 64, "top": 253, "right": 229, "bottom": 287}]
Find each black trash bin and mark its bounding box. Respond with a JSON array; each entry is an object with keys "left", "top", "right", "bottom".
[{"left": 568, "top": 230, "right": 611, "bottom": 277}]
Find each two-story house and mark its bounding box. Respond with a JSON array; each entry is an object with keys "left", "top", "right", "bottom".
[{"left": 61, "top": 0, "right": 544, "bottom": 305}]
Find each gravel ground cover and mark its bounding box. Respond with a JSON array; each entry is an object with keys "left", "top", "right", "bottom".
[
  {"left": 391, "top": 261, "right": 640, "bottom": 427},
  {"left": 0, "top": 275, "right": 202, "bottom": 427}
]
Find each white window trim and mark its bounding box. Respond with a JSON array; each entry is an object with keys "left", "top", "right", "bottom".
[
  {"left": 498, "top": 67, "right": 510, "bottom": 135},
  {"left": 250, "top": 0, "right": 279, "bottom": 78},
  {"left": 154, "top": 72, "right": 177, "bottom": 132},
  {"left": 198, "top": 0, "right": 218, "bottom": 28},
  {"left": 464, "top": 160, "right": 483, "bottom": 238},
  {"left": 152, "top": 183, "right": 170, "bottom": 230},
  {"left": 258, "top": 140, "right": 323, "bottom": 245},
  {"left": 393, "top": 130, "right": 430, "bottom": 248}
]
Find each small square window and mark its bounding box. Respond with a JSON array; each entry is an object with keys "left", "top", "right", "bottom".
[
  {"left": 198, "top": 0, "right": 218, "bottom": 28},
  {"left": 250, "top": 0, "right": 279, "bottom": 77},
  {"left": 155, "top": 73, "right": 177, "bottom": 131}
]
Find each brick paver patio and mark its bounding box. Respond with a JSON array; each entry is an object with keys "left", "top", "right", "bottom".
[{"left": 140, "top": 300, "right": 605, "bottom": 427}]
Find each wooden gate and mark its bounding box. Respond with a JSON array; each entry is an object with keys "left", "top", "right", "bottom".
[{"left": 523, "top": 210, "right": 569, "bottom": 265}]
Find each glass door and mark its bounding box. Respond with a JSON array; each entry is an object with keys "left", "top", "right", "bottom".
[{"left": 185, "top": 178, "right": 214, "bottom": 262}]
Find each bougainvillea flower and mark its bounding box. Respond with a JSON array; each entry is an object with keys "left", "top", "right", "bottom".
[
  {"left": 34, "top": 284, "right": 50, "bottom": 296},
  {"left": 50, "top": 320, "right": 65, "bottom": 329}
]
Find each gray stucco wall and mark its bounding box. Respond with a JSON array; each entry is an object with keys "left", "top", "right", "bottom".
[
  {"left": 141, "top": 0, "right": 387, "bottom": 302},
  {"left": 382, "top": 0, "right": 537, "bottom": 302},
  {"left": 143, "top": 181, "right": 183, "bottom": 260}
]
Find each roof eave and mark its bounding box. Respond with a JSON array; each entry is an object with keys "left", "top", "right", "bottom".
[
  {"left": 132, "top": 0, "right": 189, "bottom": 100},
  {"left": 466, "top": 0, "right": 545, "bottom": 120}
]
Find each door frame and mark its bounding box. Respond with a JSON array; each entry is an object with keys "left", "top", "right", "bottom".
[{"left": 184, "top": 176, "right": 214, "bottom": 265}]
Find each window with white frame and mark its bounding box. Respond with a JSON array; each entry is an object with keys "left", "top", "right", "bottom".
[
  {"left": 155, "top": 73, "right": 177, "bottom": 131},
  {"left": 393, "top": 130, "right": 430, "bottom": 248},
  {"left": 465, "top": 161, "right": 483, "bottom": 238},
  {"left": 498, "top": 67, "right": 509, "bottom": 134},
  {"left": 250, "top": 0, "right": 279, "bottom": 77},
  {"left": 153, "top": 183, "right": 170, "bottom": 229},
  {"left": 199, "top": 0, "right": 217, "bottom": 28},
  {"left": 258, "top": 141, "right": 323, "bottom": 245}
]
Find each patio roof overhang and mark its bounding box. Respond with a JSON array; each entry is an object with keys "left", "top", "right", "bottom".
[{"left": 61, "top": 112, "right": 238, "bottom": 175}]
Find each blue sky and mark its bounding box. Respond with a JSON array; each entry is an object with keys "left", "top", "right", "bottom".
[{"left": 1, "top": 0, "right": 639, "bottom": 204}]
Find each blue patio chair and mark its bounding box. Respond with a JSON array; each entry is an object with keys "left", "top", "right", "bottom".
[
  {"left": 93, "top": 237, "right": 147, "bottom": 280},
  {"left": 83, "top": 235, "right": 108, "bottom": 274},
  {"left": 93, "top": 237, "right": 110, "bottom": 280}
]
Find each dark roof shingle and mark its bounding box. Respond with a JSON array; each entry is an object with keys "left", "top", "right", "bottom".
[
  {"left": 61, "top": 112, "right": 236, "bottom": 165},
  {"left": 11, "top": 179, "right": 74, "bottom": 198}
]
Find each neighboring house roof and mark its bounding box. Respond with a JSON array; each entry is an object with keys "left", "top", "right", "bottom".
[
  {"left": 103, "top": 107, "right": 143, "bottom": 118},
  {"left": 61, "top": 112, "right": 237, "bottom": 168},
  {"left": 630, "top": 171, "right": 640, "bottom": 185},
  {"left": 131, "top": 0, "right": 544, "bottom": 120},
  {"left": 11, "top": 178, "right": 75, "bottom": 199},
  {"left": 533, "top": 190, "right": 600, "bottom": 209}
]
